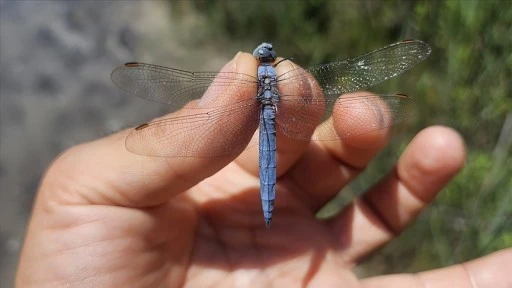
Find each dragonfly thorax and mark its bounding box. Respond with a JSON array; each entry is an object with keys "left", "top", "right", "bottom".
[{"left": 257, "top": 64, "right": 279, "bottom": 105}]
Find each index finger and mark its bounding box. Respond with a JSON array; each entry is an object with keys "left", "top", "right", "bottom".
[{"left": 44, "top": 52, "right": 259, "bottom": 207}]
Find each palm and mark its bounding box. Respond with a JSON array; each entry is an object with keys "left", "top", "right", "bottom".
[
  {"left": 179, "top": 164, "right": 353, "bottom": 287},
  {"left": 68, "top": 160, "right": 355, "bottom": 287}
]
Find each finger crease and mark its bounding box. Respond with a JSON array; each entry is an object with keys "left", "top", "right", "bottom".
[
  {"left": 461, "top": 262, "right": 478, "bottom": 288},
  {"left": 321, "top": 143, "right": 366, "bottom": 172},
  {"left": 394, "top": 168, "right": 430, "bottom": 208},
  {"left": 360, "top": 196, "right": 400, "bottom": 237}
]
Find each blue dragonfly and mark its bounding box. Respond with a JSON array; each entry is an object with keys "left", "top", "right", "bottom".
[{"left": 111, "top": 40, "right": 431, "bottom": 227}]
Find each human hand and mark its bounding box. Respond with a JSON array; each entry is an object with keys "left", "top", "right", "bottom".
[{"left": 16, "top": 53, "right": 512, "bottom": 288}]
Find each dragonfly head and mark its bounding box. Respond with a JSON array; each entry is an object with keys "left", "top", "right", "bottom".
[{"left": 253, "top": 43, "right": 277, "bottom": 63}]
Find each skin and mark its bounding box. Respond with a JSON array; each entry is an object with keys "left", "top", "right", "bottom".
[{"left": 16, "top": 52, "right": 512, "bottom": 288}]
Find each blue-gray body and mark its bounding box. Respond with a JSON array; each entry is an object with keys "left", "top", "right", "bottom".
[{"left": 254, "top": 43, "right": 279, "bottom": 227}]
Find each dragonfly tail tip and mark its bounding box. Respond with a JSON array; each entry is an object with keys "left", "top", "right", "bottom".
[{"left": 265, "top": 219, "right": 272, "bottom": 228}]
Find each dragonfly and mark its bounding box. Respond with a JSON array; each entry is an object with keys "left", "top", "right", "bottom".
[{"left": 111, "top": 39, "right": 431, "bottom": 227}]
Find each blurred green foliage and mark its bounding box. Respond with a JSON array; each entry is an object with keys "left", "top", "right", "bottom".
[{"left": 170, "top": 0, "right": 511, "bottom": 275}]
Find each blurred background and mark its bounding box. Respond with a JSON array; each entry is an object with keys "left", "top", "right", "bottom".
[{"left": 0, "top": 0, "right": 510, "bottom": 286}]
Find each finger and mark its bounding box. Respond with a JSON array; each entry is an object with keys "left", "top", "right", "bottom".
[
  {"left": 43, "top": 52, "right": 259, "bottom": 207},
  {"left": 328, "top": 126, "right": 465, "bottom": 262},
  {"left": 362, "top": 248, "right": 512, "bottom": 288},
  {"left": 286, "top": 92, "right": 393, "bottom": 211}
]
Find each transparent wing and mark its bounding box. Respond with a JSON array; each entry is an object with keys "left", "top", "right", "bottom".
[
  {"left": 111, "top": 62, "right": 258, "bottom": 108},
  {"left": 276, "top": 93, "right": 412, "bottom": 141},
  {"left": 277, "top": 39, "right": 431, "bottom": 97},
  {"left": 117, "top": 40, "right": 429, "bottom": 157},
  {"left": 125, "top": 101, "right": 261, "bottom": 157},
  {"left": 274, "top": 40, "right": 429, "bottom": 141}
]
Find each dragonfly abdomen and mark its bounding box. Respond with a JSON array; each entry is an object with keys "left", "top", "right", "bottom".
[{"left": 259, "top": 105, "right": 277, "bottom": 227}]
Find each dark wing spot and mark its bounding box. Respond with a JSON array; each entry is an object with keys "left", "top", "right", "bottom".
[
  {"left": 125, "top": 62, "right": 140, "bottom": 68},
  {"left": 135, "top": 123, "right": 149, "bottom": 130}
]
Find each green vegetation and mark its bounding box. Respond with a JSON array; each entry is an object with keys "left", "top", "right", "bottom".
[{"left": 170, "top": 0, "right": 511, "bottom": 275}]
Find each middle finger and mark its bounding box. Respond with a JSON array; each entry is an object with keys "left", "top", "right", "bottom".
[{"left": 285, "top": 92, "right": 394, "bottom": 212}]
